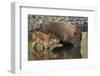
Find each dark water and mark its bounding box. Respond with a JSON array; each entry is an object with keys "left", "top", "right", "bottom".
[{"left": 51, "top": 42, "right": 81, "bottom": 59}]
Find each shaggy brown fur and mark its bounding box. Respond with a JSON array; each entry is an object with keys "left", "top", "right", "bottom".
[
  {"left": 41, "top": 21, "right": 82, "bottom": 58},
  {"left": 41, "top": 21, "right": 82, "bottom": 46}
]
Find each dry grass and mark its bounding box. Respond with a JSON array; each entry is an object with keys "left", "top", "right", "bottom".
[{"left": 81, "top": 32, "right": 88, "bottom": 58}]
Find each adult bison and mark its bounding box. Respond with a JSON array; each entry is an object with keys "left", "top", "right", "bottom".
[
  {"left": 41, "top": 21, "right": 82, "bottom": 47},
  {"left": 41, "top": 21, "right": 82, "bottom": 58}
]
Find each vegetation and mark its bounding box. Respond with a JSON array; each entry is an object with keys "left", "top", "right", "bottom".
[{"left": 81, "top": 32, "right": 88, "bottom": 58}]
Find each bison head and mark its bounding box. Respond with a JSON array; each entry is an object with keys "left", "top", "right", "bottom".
[{"left": 63, "top": 24, "right": 82, "bottom": 47}]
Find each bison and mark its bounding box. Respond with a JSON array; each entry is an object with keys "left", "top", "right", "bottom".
[
  {"left": 41, "top": 22, "right": 82, "bottom": 46},
  {"left": 41, "top": 21, "right": 82, "bottom": 58}
]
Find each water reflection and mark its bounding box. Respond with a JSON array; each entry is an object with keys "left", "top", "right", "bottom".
[{"left": 51, "top": 42, "right": 81, "bottom": 59}]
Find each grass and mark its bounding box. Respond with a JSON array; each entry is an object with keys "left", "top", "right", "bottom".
[
  {"left": 28, "top": 32, "right": 88, "bottom": 60},
  {"left": 28, "top": 41, "right": 34, "bottom": 60},
  {"left": 81, "top": 32, "right": 88, "bottom": 58}
]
